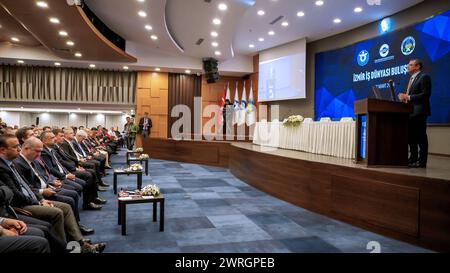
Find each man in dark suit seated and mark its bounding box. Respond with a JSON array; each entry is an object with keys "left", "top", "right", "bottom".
[
  {"left": 0, "top": 134, "right": 105, "bottom": 253},
  {"left": 0, "top": 185, "right": 66, "bottom": 253},
  {"left": 14, "top": 137, "right": 94, "bottom": 235},
  {"left": 398, "top": 59, "right": 432, "bottom": 168},
  {"left": 73, "top": 130, "right": 107, "bottom": 175},
  {"left": 60, "top": 128, "right": 109, "bottom": 188},
  {"left": 44, "top": 130, "right": 105, "bottom": 209}
]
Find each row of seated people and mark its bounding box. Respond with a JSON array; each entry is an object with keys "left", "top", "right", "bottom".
[{"left": 0, "top": 124, "right": 121, "bottom": 253}]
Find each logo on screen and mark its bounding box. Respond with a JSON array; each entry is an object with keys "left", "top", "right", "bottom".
[
  {"left": 379, "top": 44, "right": 390, "bottom": 57},
  {"left": 401, "top": 36, "right": 416, "bottom": 55},
  {"left": 357, "top": 50, "right": 370, "bottom": 66}
]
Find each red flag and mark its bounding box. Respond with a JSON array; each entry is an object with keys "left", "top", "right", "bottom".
[{"left": 218, "top": 85, "right": 227, "bottom": 125}]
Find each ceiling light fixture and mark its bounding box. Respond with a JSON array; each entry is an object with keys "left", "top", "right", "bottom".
[
  {"left": 258, "top": 37, "right": 264, "bottom": 42},
  {"left": 74, "top": 52, "right": 82, "bottom": 57},
  {"left": 145, "top": 25, "right": 152, "bottom": 30},
  {"left": 297, "top": 11, "right": 305, "bottom": 17},
  {"left": 213, "top": 18, "right": 221, "bottom": 25},
  {"left": 155, "top": 68, "right": 161, "bottom": 71},
  {"left": 36, "top": 1, "right": 48, "bottom": 8},
  {"left": 185, "top": 70, "right": 191, "bottom": 74},
  {"left": 89, "top": 64, "right": 96, "bottom": 68},
  {"left": 268, "top": 30, "right": 275, "bottom": 35},
  {"left": 354, "top": 7, "right": 363, "bottom": 13},
  {"left": 138, "top": 11, "right": 147, "bottom": 17},
  {"left": 123, "top": 66, "right": 129, "bottom": 70},
  {"left": 249, "top": 44, "right": 255, "bottom": 48},
  {"left": 66, "top": 41, "right": 74, "bottom": 46},
  {"left": 49, "top": 17, "right": 60, "bottom": 24},
  {"left": 218, "top": 3, "right": 227, "bottom": 11},
  {"left": 315, "top": 0, "right": 324, "bottom": 6},
  {"left": 11, "top": 37, "right": 20, "bottom": 42},
  {"left": 215, "top": 51, "right": 221, "bottom": 56},
  {"left": 281, "top": 21, "right": 289, "bottom": 27},
  {"left": 17, "top": 60, "right": 24, "bottom": 64},
  {"left": 211, "top": 42, "right": 219, "bottom": 47},
  {"left": 58, "top": 31, "right": 68, "bottom": 36},
  {"left": 333, "top": 18, "right": 342, "bottom": 24},
  {"left": 257, "top": 10, "right": 265, "bottom": 16},
  {"left": 211, "top": 31, "right": 218, "bottom": 37},
  {"left": 151, "top": 35, "right": 158, "bottom": 40},
  {"left": 137, "top": 0, "right": 145, "bottom": 2},
  {"left": 54, "top": 62, "right": 61, "bottom": 66}
]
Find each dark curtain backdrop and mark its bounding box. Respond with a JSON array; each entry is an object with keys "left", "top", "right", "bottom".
[
  {"left": 0, "top": 65, "right": 137, "bottom": 105},
  {"left": 168, "top": 73, "right": 202, "bottom": 138}
]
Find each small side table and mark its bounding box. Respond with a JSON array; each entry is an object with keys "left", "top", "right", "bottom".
[
  {"left": 113, "top": 170, "right": 143, "bottom": 194},
  {"left": 128, "top": 158, "right": 149, "bottom": 176},
  {"left": 126, "top": 151, "right": 142, "bottom": 165},
  {"left": 117, "top": 194, "right": 165, "bottom": 235}
]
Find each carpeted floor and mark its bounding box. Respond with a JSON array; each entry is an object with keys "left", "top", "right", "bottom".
[{"left": 79, "top": 150, "right": 431, "bottom": 253}]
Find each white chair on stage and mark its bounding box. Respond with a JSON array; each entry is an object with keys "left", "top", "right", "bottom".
[
  {"left": 319, "top": 117, "right": 331, "bottom": 122},
  {"left": 340, "top": 117, "right": 354, "bottom": 122}
]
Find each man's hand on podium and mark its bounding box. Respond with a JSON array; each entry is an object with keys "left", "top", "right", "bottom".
[{"left": 398, "top": 93, "right": 409, "bottom": 103}]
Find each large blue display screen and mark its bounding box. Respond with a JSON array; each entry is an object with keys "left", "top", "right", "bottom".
[{"left": 315, "top": 10, "right": 450, "bottom": 124}]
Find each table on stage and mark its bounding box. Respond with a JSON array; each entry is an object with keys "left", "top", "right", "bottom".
[{"left": 253, "top": 120, "right": 355, "bottom": 159}]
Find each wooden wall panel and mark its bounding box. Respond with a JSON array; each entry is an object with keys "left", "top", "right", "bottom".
[{"left": 136, "top": 72, "right": 168, "bottom": 146}]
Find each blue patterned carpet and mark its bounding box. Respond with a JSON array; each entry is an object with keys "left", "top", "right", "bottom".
[{"left": 79, "top": 150, "right": 431, "bottom": 253}]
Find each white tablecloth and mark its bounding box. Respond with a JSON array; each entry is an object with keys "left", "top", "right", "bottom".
[{"left": 253, "top": 121, "right": 355, "bottom": 159}]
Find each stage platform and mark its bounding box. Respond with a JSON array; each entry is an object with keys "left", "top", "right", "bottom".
[{"left": 143, "top": 138, "right": 450, "bottom": 252}]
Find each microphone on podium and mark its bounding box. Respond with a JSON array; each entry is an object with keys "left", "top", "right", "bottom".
[{"left": 388, "top": 79, "right": 397, "bottom": 102}]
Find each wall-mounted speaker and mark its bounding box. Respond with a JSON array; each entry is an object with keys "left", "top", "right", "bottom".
[{"left": 203, "top": 58, "right": 219, "bottom": 84}]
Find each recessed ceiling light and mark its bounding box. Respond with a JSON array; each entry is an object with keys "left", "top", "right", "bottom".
[
  {"left": 333, "top": 18, "right": 342, "bottom": 24},
  {"left": 268, "top": 31, "right": 275, "bottom": 35},
  {"left": 49, "top": 17, "right": 60, "bottom": 24},
  {"left": 138, "top": 11, "right": 147, "bottom": 17},
  {"left": 155, "top": 68, "right": 161, "bottom": 71},
  {"left": 151, "top": 35, "right": 158, "bottom": 40},
  {"left": 215, "top": 51, "right": 221, "bottom": 56},
  {"left": 315, "top": 0, "right": 324, "bottom": 6},
  {"left": 145, "top": 25, "right": 152, "bottom": 30},
  {"left": 213, "top": 18, "right": 221, "bottom": 25},
  {"left": 36, "top": 1, "right": 48, "bottom": 8},
  {"left": 258, "top": 37, "right": 264, "bottom": 42},
  {"left": 75, "top": 52, "right": 82, "bottom": 57},
  {"left": 211, "top": 42, "right": 219, "bottom": 47},
  {"left": 218, "top": 3, "right": 227, "bottom": 11},
  {"left": 354, "top": 7, "right": 363, "bottom": 13},
  {"left": 58, "top": 31, "right": 68, "bottom": 36},
  {"left": 257, "top": 10, "right": 265, "bottom": 16},
  {"left": 137, "top": 0, "right": 145, "bottom": 2},
  {"left": 89, "top": 64, "right": 96, "bottom": 68},
  {"left": 66, "top": 41, "right": 75, "bottom": 46},
  {"left": 281, "top": 21, "right": 289, "bottom": 27},
  {"left": 211, "top": 31, "right": 218, "bottom": 37},
  {"left": 297, "top": 11, "right": 305, "bottom": 17},
  {"left": 185, "top": 70, "right": 191, "bottom": 74},
  {"left": 249, "top": 44, "right": 255, "bottom": 48},
  {"left": 54, "top": 62, "right": 61, "bottom": 66},
  {"left": 11, "top": 37, "right": 20, "bottom": 42},
  {"left": 123, "top": 66, "right": 129, "bottom": 70},
  {"left": 17, "top": 60, "right": 24, "bottom": 64}
]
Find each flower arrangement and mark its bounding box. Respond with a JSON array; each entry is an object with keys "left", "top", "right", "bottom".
[
  {"left": 139, "top": 153, "right": 149, "bottom": 160},
  {"left": 283, "top": 115, "right": 304, "bottom": 127},
  {"left": 140, "top": 184, "right": 160, "bottom": 197},
  {"left": 134, "top": 147, "right": 144, "bottom": 153},
  {"left": 127, "top": 164, "right": 143, "bottom": 172}
]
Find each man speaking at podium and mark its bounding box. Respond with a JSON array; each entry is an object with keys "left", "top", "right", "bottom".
[{"left": 398, "top": 59, "right": 432, "bottom": 168}]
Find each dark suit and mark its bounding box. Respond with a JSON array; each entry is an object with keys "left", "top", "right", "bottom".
[
  {"left": 139, "top": 116, "right": 152, "bottom": 138},
  {"left": 407, "top": 71, "right": 432, "bottom": 166}
]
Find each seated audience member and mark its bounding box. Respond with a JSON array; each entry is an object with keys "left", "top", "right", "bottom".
[
  {"left": 14, "top": 137, "right": 94, "bottom": 235},
  {"left": 15, "top": 127, "right": 35, "bottom": 145},
  {"left": 0, "top": 216, "right": 50, "bottom": 253},
  {"left": 0, "top": 134, "right": 105, "bottom": 253}
]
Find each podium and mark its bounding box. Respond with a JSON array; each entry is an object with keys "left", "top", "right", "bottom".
[{"left": 354, "top": 99, "right": 413, "bottom": 167}]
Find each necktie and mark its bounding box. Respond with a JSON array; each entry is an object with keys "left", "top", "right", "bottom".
[
  {"left": 30, "top": 161, "right": 47, "bottom": 189},
  {"left": 36, "top": 158, "right": 51, "bottom": 180},
  {"left": 406, "top": 76, "right": 415, "bottom": 95},
  {"left": 52, "top": 149, "right": 69, "bottom": 174},
  {"left": 9, "top": 163, "right": 39, "bottom": 204},
  {"left": 77, "top": 142, "right": 87, "bottom": 157}
]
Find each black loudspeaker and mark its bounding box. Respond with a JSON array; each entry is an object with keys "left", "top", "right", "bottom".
[
  {"left": 35, "top": 117, "right": 40, "bottom": 126},
  {"left": 203, "top": 58, "right": 219, "bottom": 84}
]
